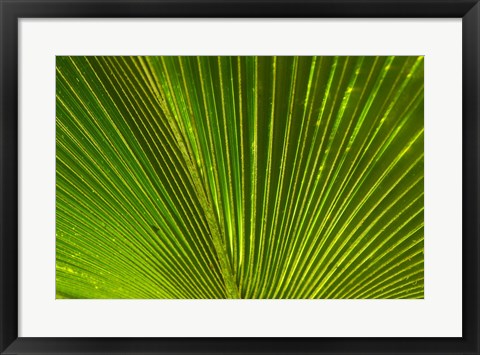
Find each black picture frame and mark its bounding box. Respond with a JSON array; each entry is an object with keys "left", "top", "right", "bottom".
[{"left": 1, "top": 1, "right": 479, "bottom": 354}]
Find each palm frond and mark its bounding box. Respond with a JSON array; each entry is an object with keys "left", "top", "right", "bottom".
[{"left": 56, "top": 56, "right": 424, "bottom": 299}]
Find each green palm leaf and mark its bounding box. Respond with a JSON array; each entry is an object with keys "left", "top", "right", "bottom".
[{"left": 56, "top": 56, "right": 424, "bottom": 299}]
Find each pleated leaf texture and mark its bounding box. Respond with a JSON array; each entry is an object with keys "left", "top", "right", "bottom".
[{"left": 56, "top": 56, "right": 424, "bottom": 299}]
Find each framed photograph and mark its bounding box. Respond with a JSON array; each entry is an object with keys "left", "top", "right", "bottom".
[{"left": 1, "top": 0, "right": 479, "bottom": 354}]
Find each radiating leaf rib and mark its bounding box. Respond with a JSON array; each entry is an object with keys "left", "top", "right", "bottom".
[{"left": 266, "top": 57, "right": 300, "bottom": 299}]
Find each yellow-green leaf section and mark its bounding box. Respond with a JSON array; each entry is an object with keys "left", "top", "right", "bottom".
[{"left": 56, "top": 56, "right": 424, "bottom": 299}]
